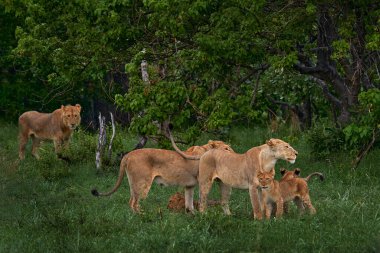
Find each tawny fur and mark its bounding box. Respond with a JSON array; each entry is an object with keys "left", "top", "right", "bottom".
[
  {"left": 198, "top": 139, "right": 298, "bottom": 219},
  {"left": 198, "top": 138, "right": 298, "bottom": 220},
  {"left": 169, "top": 129, "right": 233, "bottom": 160},
  {"left": 279, "top": 168, "right": 324, "bottom": 214},
  {"left": 91, "top": 140, "right": 233, "bottom": 213},
  {"left": 257, "top": 170, "right": 284, "bottom": 219},
  {"left": 18, "top": 104, "right": 81, "bottom": 160},
  {"left": 167, "top": 192, "right": 220, "bottom": 212},
  {"left": 258, "top": 168, "right": 322, "bottom": 218},
  {"left": 280, "top": 168, "right": 324, "bottom": 182}
]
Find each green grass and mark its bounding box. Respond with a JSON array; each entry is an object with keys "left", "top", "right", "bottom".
[{"left": 0, "top": 122, "right": 379, "bottom": 252}]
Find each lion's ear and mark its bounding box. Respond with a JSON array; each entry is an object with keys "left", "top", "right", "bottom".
[
  {"left": 280, "top": 168, "right": 286, "bottom": 175},
  {"left": 295, "top": 168, "right": 301, "bottom": 175},
  {"left": 75, "top": 104, "right": 81, "bottom": 111},
  {"left": 208, "top": 140, "right": 215, "bottom": 148},
  {"left": 61, "top": 105, "right": 65, "bottom": 110}
]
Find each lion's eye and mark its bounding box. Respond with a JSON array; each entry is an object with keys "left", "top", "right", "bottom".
[
  {"left": 285, "top": 145, "right": 289, "bottom": 148},
  {"left": 67, "top": 115, "right": 71, "bottom": 118}
]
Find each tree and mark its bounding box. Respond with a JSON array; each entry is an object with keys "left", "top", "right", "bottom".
[
  {"left": 3, "top": 0, "right": 379, "bottom": 145},
  {"left": 116, "top": 0, "right": 271, "bottom": 141},
  {"left": 1, "top": 0, "right": 146, "bottom": 122},
  {"left": 290, "top": 1, "right": 380, "bottom": 126}
]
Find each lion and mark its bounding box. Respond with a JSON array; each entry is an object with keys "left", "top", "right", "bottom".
[
  {"left": 167, "top": 192, "right": 220, "bottom": 212},
  {"left": 197, "top": 138, "right": 298, "bottom": 220},
  {"left": 91, "top": 140, "right": 234, "bottom": 213},
  {"left": 18, "top": 104, "right": 81, "bottom": 160},
  {"left": 279, "top": 168, "right": 324, "bottom": 214},
  {"left": 280, "top": 168, "right": 324, "bottom": 182},
  {"left": 258, "top": 168, "right": 323, "bottom": 218},
  {"left": 257, "top": 169, "right": 284, "bottom": 219}
]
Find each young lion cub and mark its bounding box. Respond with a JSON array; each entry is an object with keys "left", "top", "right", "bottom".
[
  {"left": 257, "top": 169, "right": 284, "bottom": 219},
  {"left": 167, "top": 192, "right": 220, "bottom": 212},
  {"left": 258, "top": 168, "right": 323, "bottom": 218},
  {"left": 280, "top": 168, "right": 324, "bottom": 214}
]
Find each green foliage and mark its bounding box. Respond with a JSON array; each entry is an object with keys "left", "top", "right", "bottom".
[
  {"left": 1, "top": 0, "right": 147, "bottom": 116},
  {"left": 113, "top": 0, "right": 272, "bottom": 139},
  {"left": 1, "top": 0, "right": 379, "bottom": 152},
  {"left": 62, "top": 128, "right": 98, "bottom": 162},
  {"left": 306, "top": 120, "right": 346, "bottom": 159},
  {"left": 0, "top": 5, "right": 48, "bottom": 119},
  {"left": 343, "top": 89, "right": 380, "bottom": 150},
  {"left": 305, "top": 90, "right": 380, "bottom": 158},
  {"left": 37, "top": 151, "right": 71, "bottom": 181}
]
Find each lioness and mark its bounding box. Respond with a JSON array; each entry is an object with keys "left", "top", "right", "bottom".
[
  {"left": 91, "top": 140, "right": 234, "bottom": 213},
  {"left": 279, "top": 168, "right": 324, "bottom": 214},
  {"left": 18, "top": 104, "right": 81, "bottom": 160},
  {"left": 198, "top": 138, "right": 298, "bottom": 220}
]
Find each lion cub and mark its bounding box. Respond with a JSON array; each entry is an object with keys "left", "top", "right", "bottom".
[
  {"left": 280, "top": 168, "right": 324, "bottom": 214},
  {"left": 258, "top": 168, "right": 323, "bottom": 218},
  {"left": 257, "top": 170, "right": 284, "bottom": 219},
  {"left": 167, "top": 192, "right": 220, "bottom": 212}
]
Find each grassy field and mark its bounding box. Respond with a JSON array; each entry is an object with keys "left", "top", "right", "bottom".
[{"left": 0, "top": 121, "right": 379, "bottom": 253}]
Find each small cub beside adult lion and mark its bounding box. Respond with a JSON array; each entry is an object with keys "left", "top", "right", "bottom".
[
  {"left": 92, "top": 140, "right": 233, "bottom": 213},
  {"left": 18, "top": 104, "right": 81, "bottom": 160},
  {"left": 198, "top": 138, "right": 298, "bottom": 220}
]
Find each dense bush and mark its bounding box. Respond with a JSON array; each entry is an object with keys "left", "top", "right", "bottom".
[
  {"left": 306, "top": 120, "right": 346, "bottom": 159},
  {"left": 343, "top": 89, "right": 380, "bottom": 151}
]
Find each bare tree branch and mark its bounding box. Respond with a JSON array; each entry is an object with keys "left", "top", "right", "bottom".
[
  {"left": 107, "top": 112, "right": 116, "bottom": 162},
  {"left": 352, "top": 129, "right": 378, "bottom": 170},
  {"left": 141, "top": 60, "right": 149, "bottom": 84},
  {"left": 96, "top": 112, "right": 107, "bottom": 170},
  {"left": 310, "top": 77, "right": 342, "bottom": 109},
  {"left": 251, "top": 69, "right": 265, "bottom": 107}
]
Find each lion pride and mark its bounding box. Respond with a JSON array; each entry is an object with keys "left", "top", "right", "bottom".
[
  {"left": 18, "top": 104, "right": 81, "bottom": 160},
  {"left": 198, "top": 138, "right": 298, "bottom": 220},
  {"left": 92, "top": 140, "right": 234, "bottom": 213}
]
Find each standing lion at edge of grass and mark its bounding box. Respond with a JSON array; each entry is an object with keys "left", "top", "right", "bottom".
[
  {"left": 18, "top": 104, "right": 81, "bottom": 160},
  {"left": 197, "top": 138, "right": 298, "bottom": 220},
  {"left": 91, "top": 139, "right": 234, "bottom": 213}
]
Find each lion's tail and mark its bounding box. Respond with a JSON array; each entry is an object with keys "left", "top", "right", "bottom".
[
  {"left": 168, "top": 127, "right": 200, "bottom": 160},
  {"left": 91, "top": 156, "right": 127, "bottom": 197},
  {"left": 304, "top": 172, "right": 324, "bottom": 182}
]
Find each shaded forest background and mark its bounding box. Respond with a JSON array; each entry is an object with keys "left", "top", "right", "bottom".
[{"left": 1, "top": 0, "right": 379, "bottom": 163}]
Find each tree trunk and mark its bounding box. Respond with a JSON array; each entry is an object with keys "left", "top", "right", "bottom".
[{"left": 294, "top": 4, "right": 376, "bottom": 127}]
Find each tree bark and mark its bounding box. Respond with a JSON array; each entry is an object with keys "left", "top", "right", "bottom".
[{"left": 295, "top": 4, "right": 360, "bottom": 125}]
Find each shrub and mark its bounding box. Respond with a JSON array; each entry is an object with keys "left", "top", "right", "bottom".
[
  {"left": 343, "top": 89, "right": 380, "bottom": 151},
  {"left": 306, "top": 120, "right": 346, "bottom": 158},
  {"left": 37, "top": 151, "right": 70, "bottom": 181}
]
